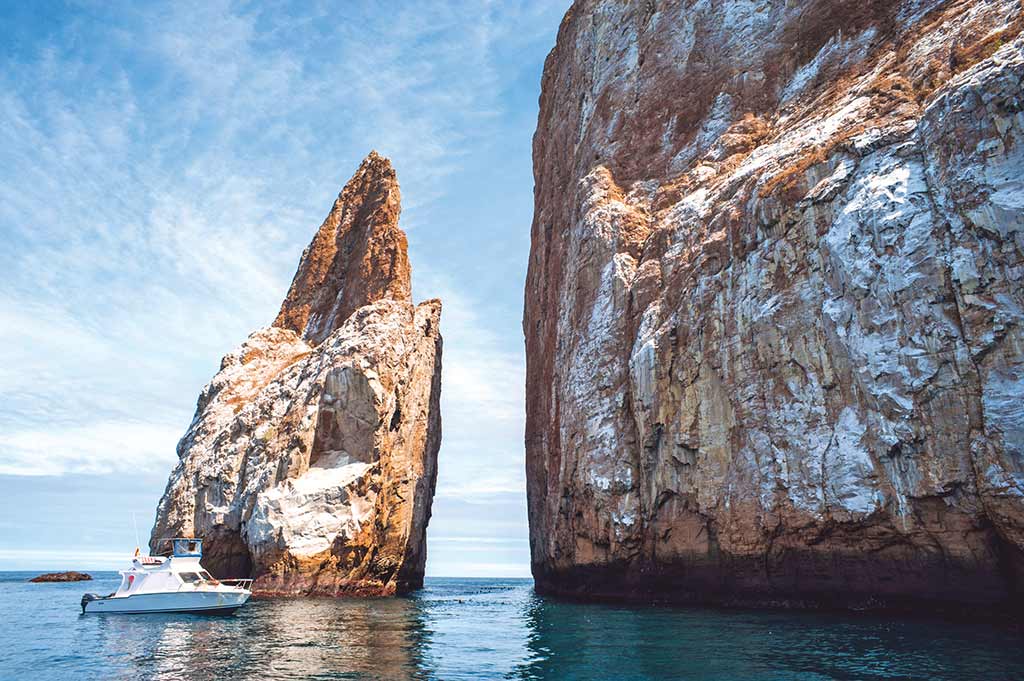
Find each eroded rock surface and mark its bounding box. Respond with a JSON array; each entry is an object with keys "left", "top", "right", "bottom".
[
  {"left": 152, "top": 153, "right": 441, "bottom": 596},
  {"left": 525, "top": 0, "right": 1024, "bottom": 613},
  {"left": 274, "top": 151, "right": 412, "bottom": 346}
]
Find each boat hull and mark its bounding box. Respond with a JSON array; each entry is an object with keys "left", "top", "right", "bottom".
[{"left": 82, "top": 590, "right": 250, "bottom": 615}]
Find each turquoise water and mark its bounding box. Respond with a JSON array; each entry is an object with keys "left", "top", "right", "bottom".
[{"left": 0, "top": 572, "right": 1020, "bottom": 680}]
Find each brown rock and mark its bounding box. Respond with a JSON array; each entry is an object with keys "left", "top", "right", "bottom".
[
  {"left": 274, "top": 151, "right": 412, "bottom": 346},
  {"left": 151, "top": 153, "right": 441, "bottom": 597},
  {"left": 29, "top": 571, "right": 92, "bottom": 582},
  {"left": 524, "top": 0, "right": 1024, "bottom": 614}
]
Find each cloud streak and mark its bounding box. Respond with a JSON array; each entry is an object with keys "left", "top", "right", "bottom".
[
  {"left": 0, "top": 422, "right": 181, "bottom": 477},
  {"left": 0, "top": 0, "right": 568, "bottom": 574}
]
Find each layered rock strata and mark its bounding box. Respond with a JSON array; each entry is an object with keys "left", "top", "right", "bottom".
[
  {"left": 152, "top": 152, "right": 442, "bottom": 596},
  {"left": 525, "top": 0, "right": 1024, "bottom": 613}
]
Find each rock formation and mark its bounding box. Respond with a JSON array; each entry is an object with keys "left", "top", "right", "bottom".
[
  {"left": 152, "top": 152, "right": 442, "bottom": 596},
  {"left": 29, "top": 572, "right": 92, "bottom": 583},
  {"left": 525, "top": 0, "right": 1024, "bottom": 613}
]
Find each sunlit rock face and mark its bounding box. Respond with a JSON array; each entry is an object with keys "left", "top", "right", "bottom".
[
  {"left": 525, "top": 0, "right": 1024, "bottom": 612},
  {"left": 273, "top": 151, "right": 412, "bottom": 346},
  {"left": 151, "top": 153, "right": 442, "bottom": 596}
]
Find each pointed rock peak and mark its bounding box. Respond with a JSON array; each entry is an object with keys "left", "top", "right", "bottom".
[
  {"left": 274, "top": 152, "right": 412, "bottom": 345},
  {"left": 363, "top": 149, "right": 388, "bottom": 167}
]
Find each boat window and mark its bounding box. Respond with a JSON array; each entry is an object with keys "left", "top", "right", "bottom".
[
  {"left": 179, "top": 572, "right": 203, "bottom": 584},
  {"left": 199, "top": 571, "right": 214, "bottom": 580},
  {"left": 171, "top": 539, "right": 203, "bottom": 557}
]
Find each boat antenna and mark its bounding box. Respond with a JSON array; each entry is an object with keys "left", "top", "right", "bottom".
[{"left": 132, "top": 511, "right": 141, "bottom": 553}]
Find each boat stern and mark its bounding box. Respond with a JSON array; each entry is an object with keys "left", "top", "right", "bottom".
[{"left": 80, "top": 592, "right": 111, "bottom": 614}]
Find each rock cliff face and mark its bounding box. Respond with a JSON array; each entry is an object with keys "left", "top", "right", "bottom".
[
  {"left": 525, "top": 0, "right": 1024, "bottom": 612},
  {"left": 152, "top": 153, "right": 442, "bottom": 596}
]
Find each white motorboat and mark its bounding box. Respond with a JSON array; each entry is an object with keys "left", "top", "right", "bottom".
[{"left": 81, "top": 538, "right": 252, "bottom": 615}]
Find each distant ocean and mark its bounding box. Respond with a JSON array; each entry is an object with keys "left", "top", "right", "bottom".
[{"left": 1, "top": 571, "right": 1020, "bottom": 680}]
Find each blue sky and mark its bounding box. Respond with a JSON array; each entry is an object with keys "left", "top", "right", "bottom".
[{"left": 0, "top": 0, "right": 568, "bottom": 577}]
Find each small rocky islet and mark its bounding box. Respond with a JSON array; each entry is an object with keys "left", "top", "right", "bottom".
[{"left": 29, "top": 572, "right": 92, "bottom": 583}]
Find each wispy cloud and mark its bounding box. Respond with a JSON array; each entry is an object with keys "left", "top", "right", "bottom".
[
  {"left": 0, "top": 548, "right": 138, "bottom": 570},
  {"left": 0, "top": 0, "right": 567, "bottom": 574},
  {"left": 0, "top": 422, "right": 182, "bottom": 477},
  {"left": 415, "top": 266, "right": 527, "bottom": 503}
]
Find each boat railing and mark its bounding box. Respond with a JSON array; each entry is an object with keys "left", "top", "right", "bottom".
[
  {"left": 219, "top": 579, "right": 254, "bottom": 591},
  {"left": 173, "top": 578, "right": 253, "bottom": 592}
]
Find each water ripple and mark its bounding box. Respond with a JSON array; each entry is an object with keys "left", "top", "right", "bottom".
[{"left": 1, "top": 573, "right": 1019, "bottom": 680}]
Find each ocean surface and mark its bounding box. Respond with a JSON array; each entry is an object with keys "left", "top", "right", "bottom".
[{"left": 1, "top": 572, "right": 1021, "bottom": 680}]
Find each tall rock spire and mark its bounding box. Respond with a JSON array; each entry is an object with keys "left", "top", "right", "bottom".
[
  {"left": 274, "top": 151, "right": 412, "bottom": 345},
  {"left": 151, "top": 152, "right": 441, "bottom": 597}
]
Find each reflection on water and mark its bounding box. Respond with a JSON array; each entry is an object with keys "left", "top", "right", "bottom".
[
  {"left": 86, "top": 587, "right": 431, "bottom": 680},
  {"left": 512, "top": 592, "right": 1023, "bottom": 680},
  {"left": 2, "top": 573, "right": 1021, "bottom": 680}
]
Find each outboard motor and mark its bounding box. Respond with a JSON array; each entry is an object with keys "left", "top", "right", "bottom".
[{"left": 80, "top": 593, "right": 102, "bottom": 614}]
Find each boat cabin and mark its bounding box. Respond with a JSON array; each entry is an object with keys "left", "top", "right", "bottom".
[
  {"left": 80, "top": 536, "right": 252, "bottom": 614},
  {"left": 112, "top": 538, "right": 223, "bottom": 597}
]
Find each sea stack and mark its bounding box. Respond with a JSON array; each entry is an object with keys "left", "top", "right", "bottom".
[
  {"left": 524, "top": 1, "right": 1024, "bottom": 613},
  {"left": 152, "top": 152, "right": 442, "bottom": 596}
]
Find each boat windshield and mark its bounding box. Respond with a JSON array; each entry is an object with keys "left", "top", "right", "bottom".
[
  {"left": 171, "top": 539, "right": 202, "bottom": 557},
  {"left": 199, "top": 571, "right": 215, "bottom": 581},
  {"left": 178, "top": 572, "right": 204, "bottom": 585}
]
